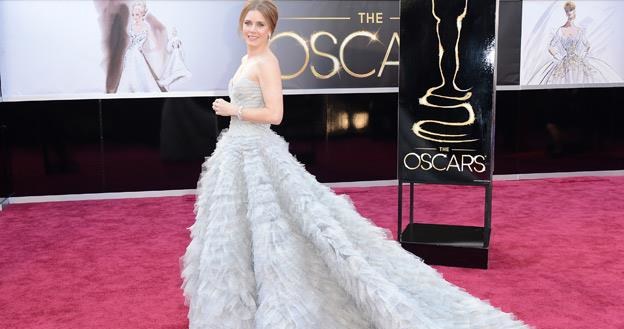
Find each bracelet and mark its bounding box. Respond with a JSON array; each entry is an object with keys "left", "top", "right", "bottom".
[{"left": 236, "top": 105, "right": 244, "bottom": 120}]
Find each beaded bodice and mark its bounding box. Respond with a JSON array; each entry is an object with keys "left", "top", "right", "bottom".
[{"left": 227, "top": 76, "right": 270, "bottom": 134}]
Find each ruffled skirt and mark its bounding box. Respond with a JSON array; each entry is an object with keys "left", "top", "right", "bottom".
[{"left": 180, "top": 127, "right": 530, "bottom": 329}]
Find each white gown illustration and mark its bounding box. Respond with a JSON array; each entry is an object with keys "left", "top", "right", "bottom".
[
  {"left": 528, "top": 27, "right": 621, "bottom": 85},
  {"left": 159, "top": 29, "right": 192, "bottom": 89},
  {"left": 117, "top": 24, "right": 162, "bottom": 93},
  {"left": 179, "top": 76, "right": 531, "bottom": 329}
]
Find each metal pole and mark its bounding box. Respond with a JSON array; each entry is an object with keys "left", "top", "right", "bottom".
[
  {"left": 397, "top": 179, "right": 403, "bottom": 241},
  {"left": 484, "top": 183, "right": 493, "bottom": 247},
  {"left": 409, "top": 182, "right": 414, "bottom": 225},
  {"left": 0, "top": 124, "right": 12, "bottom": 200}
]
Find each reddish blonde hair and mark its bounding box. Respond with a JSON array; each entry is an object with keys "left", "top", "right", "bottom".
[{"left": 239, "top": 0, "right": 278, "bottom": 34}]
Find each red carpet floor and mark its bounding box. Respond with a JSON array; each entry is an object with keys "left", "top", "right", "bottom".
[{"left": 1, "top": 176, "right": 623, "bottom": 329}]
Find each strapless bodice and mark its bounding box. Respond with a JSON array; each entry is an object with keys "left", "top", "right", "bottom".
[
  {"left": 554, "top": 28, "right": 587, "bottom": 60},
  {"left": 227, "top": 77, "right": 270, "bottom": 134},
  {"left": 128, "top": 28, "right": 148, "bottom": 50}
]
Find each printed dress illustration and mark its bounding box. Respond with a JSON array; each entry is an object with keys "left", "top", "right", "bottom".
[
  {"left": 523, "top": 1, "right": 622, "bottom": 86},
  {"left": 527, "top": 26, "right": 621, "bottom": 85},
  {"left": 117, "top": 24, "right": 163, "bottom": 93},
  {"left": 159, "top": 29, "right": 192, "bottom": 89},
  {"left": 101, "top": 1, "right": 192, "bottom": 94}
]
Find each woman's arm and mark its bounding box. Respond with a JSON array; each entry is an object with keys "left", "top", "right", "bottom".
[
  {"left": 579, "top": 29, "right": 590, "bottom": 57},
  {"left": 212, "top": 55, "right": 284, "bottom": 125},
  {"left": 548, "top": 29, "right": 563, "bottom": 61}
]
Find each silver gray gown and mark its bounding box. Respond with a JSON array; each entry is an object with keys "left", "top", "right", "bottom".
[{"left": 180, "top": 75, "right": 531, "bottom": 329}]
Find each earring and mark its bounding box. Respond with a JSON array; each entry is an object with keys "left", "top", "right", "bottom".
[{"left": 268, "top": 33, "right": 272, "bottom": 40}]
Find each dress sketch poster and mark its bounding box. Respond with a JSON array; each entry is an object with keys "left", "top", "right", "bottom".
[
  {"left": 399, "top": 0, "right": 497, "bottom": 185},
  {"left": 520, "top": 0, "right": 624, "bottom": 87},
  {"left": 0, "top": 0, "right": 399, "bottom": 102}
]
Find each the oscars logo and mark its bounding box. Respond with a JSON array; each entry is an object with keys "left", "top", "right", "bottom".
[{"left": 413, "top": 0, "right": 478, "bottom": 144}]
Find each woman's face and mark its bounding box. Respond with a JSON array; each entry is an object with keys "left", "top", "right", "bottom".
[
  {"left": 242, "top": 10, "right": 271, "bottom": 47},
  {"left": 565, "top": 9, "right": 576, "bottom": 21},
  {"left": 132, "top": 6, "right": 145, "bottom": 23}
]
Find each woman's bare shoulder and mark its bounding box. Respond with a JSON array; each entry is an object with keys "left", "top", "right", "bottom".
[
  {"left": 256, "top": 52, "right": 280, "bottom": 73},
  {"left": 255, "top": 51, "right": 278, "bottom": 64}
]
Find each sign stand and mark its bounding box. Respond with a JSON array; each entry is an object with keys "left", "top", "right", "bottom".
[
  {"left": 397, "top": 181, "right": 492, "bottom": 269},
  {"left": 398, "top": 0, "right": 499, "bottom": 269},
  {"left": 0, "top": 124, "right": 11, "bottom": 211}
]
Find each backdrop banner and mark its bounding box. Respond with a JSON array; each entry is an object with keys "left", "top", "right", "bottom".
[
  {"left": 0, "top": 0, "right": 399, "bottom": 102},
  {"left": 520, "top": 0, "right": 624, "bottom": 88}
]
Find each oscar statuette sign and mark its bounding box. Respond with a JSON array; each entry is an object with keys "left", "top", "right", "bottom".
[
  {"left": 397, "top": 0, "right": 498, "bottom": 268},
  {"left": 399, "top": 0, "right": 497, "bottom": 185}
]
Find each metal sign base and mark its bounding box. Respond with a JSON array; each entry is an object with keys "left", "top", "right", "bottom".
[
  {"left": 397, "top": 181, "right": 493, "bottom": 269},
  {"left": 401, "top": 223, "right": 489, "bottom": 269}
]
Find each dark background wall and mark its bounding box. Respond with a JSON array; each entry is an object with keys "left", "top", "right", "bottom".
[
  {"left": 1, "top": 87, "right": 623, "bottom": 197},
  {"left": 1, "top": 0, "right": 623, "bottom": 198}
]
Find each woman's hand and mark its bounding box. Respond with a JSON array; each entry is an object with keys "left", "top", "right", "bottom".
[{"left": 212, "top": 98, "right": 236, "bottom": 117}]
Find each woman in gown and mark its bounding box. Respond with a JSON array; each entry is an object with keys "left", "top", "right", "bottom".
[
  {"left": 117, "top": 1, "right": 163, "bottom": 93},
  {"left": 180, "top": 1, "right": 531, "bottom": 328}
]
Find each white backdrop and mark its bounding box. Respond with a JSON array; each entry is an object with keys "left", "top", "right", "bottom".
[
  {"left": 0, "top": 1, "right": 246, "bottom": 101},
  {"left": 0, "top": 0, "right": 400, "bottom": 102}
]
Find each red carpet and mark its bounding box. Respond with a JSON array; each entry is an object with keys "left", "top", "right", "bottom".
[{"left": 1, "top": 176, "right": 623, "bottom": 329}]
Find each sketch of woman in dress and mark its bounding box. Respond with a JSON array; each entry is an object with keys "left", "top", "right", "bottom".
[
  {"left": 158, "top": 28, "right": 192, "bottom": 89},
  {"left": 526, "top": 1, "right": 621, "bottom": 85},
  {"left": 117, "top": 1, "right": 165, "bottom": 93},
  {"left": 95, "top": 0, "right": 169, "bottom": 93}
]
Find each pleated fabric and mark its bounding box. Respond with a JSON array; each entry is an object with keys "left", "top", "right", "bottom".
[{"left": 179, "top": 77, "right": 531, "bottom": 329}]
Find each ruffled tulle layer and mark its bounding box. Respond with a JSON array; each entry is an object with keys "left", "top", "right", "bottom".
[{"left": 180, "top": 127, "right": 531, "bottom": 329}]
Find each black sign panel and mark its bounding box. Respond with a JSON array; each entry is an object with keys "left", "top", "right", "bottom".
[{"left": 399, "top": 0, "right": 497, "bottom": 184}]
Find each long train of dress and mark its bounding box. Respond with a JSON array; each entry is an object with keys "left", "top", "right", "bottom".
[{"left": 179, "top": 77, "right": 531, "bottom": 329}]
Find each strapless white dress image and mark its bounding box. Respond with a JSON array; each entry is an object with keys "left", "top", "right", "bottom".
[
  {"left": 117, "top": 25, "right": 162, "bottom": 93},
  {"left": 158, "top": 36, "right": 192, "bottom": 89},
  {"left": 179, "top": 76, "right": 531, "bottom": 329}
]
